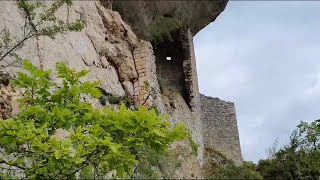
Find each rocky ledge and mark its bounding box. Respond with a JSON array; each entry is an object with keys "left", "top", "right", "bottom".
[{"left": 110, "top": 0, "right": 228, "bottom": 39}]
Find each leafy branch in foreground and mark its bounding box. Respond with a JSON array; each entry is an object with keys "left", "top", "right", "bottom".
[
  {"left": 0, "top": 60, "right": 189, "bottom": 179},
  {"left": 0, "top": 0, "right": 85, "bottom": 68}
]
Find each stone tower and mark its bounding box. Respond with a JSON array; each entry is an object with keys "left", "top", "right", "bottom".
[{"left": 201, "top": 94, "right": 243, "bottom": 165}]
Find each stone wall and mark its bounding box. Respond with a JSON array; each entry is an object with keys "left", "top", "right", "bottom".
[
  {"left": 200, "top": 94, "right": 242, "bottom": 166},
  {"left": 132, "top": 41, "right": 162, "bottom": 108},
  {"left": 154, "top": 31, "right": 188, "bottom": 105},
  {"left": 131, "top": 29, "right": 204, "bottom": 177},
  {"left": 167, "top": 94, "right": 203, "bottom": 167},
  {"left": 154, "top": 28, "right": 200, "bottom": 112},
  {"left": 180, "top": 28, "right": 200, "bottom": 112},
  {"left": 179, "top": 28, "right": 203, "bottom": 164},
  {"left": 0, "top": 0, "right": 243, "bottom": 178}
]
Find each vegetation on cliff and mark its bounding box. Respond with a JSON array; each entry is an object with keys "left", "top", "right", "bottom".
[
  {"left": 0, "top": 60, "right": 189, "bottom": 179},
  {"left": 0, "top": 0, "right": 84, "bottom": 69},
  {"left": 211, "top": 161, "right": 263, "bottom": 179},
  {"left": 257, "top": 120, "right": 320, "bottom": 179},
  {"left": 207, "top": 119, "right": 320, "bottom": 179},
  {"left": 0, "top": 1, "right": 196, "bottom": 178},
  {"left": 1, "top": 0, "right": 319, "bottom": 179}
]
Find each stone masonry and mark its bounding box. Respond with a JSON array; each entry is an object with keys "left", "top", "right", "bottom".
[
  {"left": 131, "top": 29, "right": 205, "bottom": 173},
  {"left": 132, "top": 40, "right": 162, "bottom": 108},
  {"left": 180, "top": 28, "right": 201, "bottom": 112},
  {"left": 200, "top": 94, "right": 243, "bottom": 166},
  {"left": 131, "top": 27, "right": 244, "bottom": 169},
  {"left": 0, "top": 0, "right": 243, "bottom": 177}
]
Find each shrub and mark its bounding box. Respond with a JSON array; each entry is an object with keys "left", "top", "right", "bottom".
[
  {"left": 257, "top": 120, "right": 320, "bottom": 179},
  {"left": 211, "top": 161, "right": 263, "bottom": 179},
  {"left": 0, "top": 60, "right": 189, "bottom": 179}
]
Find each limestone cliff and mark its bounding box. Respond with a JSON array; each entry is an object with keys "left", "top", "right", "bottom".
[
  {"left": 0, "top": 0, "right": 242, "bottom": 178},
  {"left": 0, "top": 1, "right": 137, "bottom": 99},
  {"left": 111, "top": 0, "right": 228, "bottom": 38}
]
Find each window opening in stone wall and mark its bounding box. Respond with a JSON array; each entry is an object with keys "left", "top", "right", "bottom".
[{"left": 154, "top": 30, "right": 191, "bottom": 108}]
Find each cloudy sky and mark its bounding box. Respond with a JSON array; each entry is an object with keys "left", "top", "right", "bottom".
[{"left": 194, "top": 1, "right": 320, "bottom": 162}]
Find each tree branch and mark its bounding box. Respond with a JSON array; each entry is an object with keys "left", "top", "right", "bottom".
[
  {"left": 0, "top": 32, "right": 37, "bottom": 62},
  {"left": 142, "top": 93, "right": 151, "bottom": 106},
  {"left": 65, "top": 147, "right": 100, "bottom": 177},
  {"left": 0, "top": 27, "right": 5, "bottom": 36}
]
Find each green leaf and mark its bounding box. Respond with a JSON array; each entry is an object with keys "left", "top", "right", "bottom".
[
  {"left": 153, "top": 129, "right": 165, "bottom": 137},
  {"left": 3, "top": 59, "right": 192, "bottom": 179},
  {"left": 54, "top": 150, "right": 62, "bottom": 159}
]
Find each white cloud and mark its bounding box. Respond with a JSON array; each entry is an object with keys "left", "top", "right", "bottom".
[
  {"left": 194, "top": 1, "right": 320, "bottom": 162},
  {"left": 304, "top": 70, "right": 320, "bottom": 98}
]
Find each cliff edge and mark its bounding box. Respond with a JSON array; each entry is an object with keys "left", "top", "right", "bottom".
[
  {"left": 0, "top": 0, "right": 242, "bottom": 178},
  {"left": 111, "top": 0, "right": 228, "bottom": 39}
]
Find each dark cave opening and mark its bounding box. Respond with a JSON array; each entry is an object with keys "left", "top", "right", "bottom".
[{"left": 153, "top": 30, "right": 191, "bottom": 108}]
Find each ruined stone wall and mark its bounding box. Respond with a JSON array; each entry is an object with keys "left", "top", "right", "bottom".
[
  {"left": 153, "top": 28, "right": 200, "bottom": 112},
  {"left": 180, "top": 28, "right": 200, "bottom": 112},
  {"left": 179, "top": 28, "right": 203, "bottom": 165},
  {"left": 133, "top": 41, "right": 155, "bottom": 107},
  {"left": 130, "top": 31, "right": 204, "bottom": 177},
  {"left": 200, "top": 94, "right": 242, "bottom": 165},
  {"left": 132, "top": 40, "right": 164, "bottom": 111},
  {"left": 0, "top": 0, "right": 243, "bottom": 178}
]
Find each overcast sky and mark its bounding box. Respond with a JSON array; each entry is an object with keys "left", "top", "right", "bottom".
[{"left": 194, "top": 1, "right": 320, "bottom": 162}]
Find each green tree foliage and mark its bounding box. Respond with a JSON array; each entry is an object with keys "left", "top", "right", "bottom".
[
  {"left": 0, "top": 0, "right": 85, "bottom": 68},
  {"left": 210, "top": 161, "right": 263, "bottom": 179},
  {"left": 257, "top": 120, "right": 320, "bottom": 179},
  {"left": 0, "top": 60, "right": 189, "bottom": 179},
  {"left": 207, "top": 119, "right": 320, "bottom": 180}
]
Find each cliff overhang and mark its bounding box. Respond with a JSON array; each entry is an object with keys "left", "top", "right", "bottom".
[{"left": 110, "top": 0, "right": 228, "bottom": 40}]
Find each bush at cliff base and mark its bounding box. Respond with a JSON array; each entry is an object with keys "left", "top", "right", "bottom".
[
  {"left": 0, "top": 60, "right": 189, "bottom": 179},
  {"left": 210, "top": 161, "right": 263, "bottom": 179},
  {"left": 208, "top": 117, "right": 320, "bottom": 180},
  {"left": 257, "top": 120, "right": 320, "bottom": 179}
]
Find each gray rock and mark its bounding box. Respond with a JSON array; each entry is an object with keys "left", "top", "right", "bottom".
[{"left": 111, "top": 0, "right": 228, "bottom": 39}]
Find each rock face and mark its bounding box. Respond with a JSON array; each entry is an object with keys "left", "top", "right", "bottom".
[
  {"left": 0, "top": 0, "right": 242, "bottom": 178},
  {"left": 111, "top": 0, "right": 228, "bottom": 38},
  {"left": 0, "top": 72, "right": 16, "bottom": 120},
  {"left": 0, "top": 1, "right": 138, "bottom": 99}
]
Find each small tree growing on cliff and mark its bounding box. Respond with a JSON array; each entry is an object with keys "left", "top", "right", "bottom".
[
  {"left": 0, "top": 60, "right": 189, "bottom": 179},
  {"left": 0, "top": 0, "right": 85, "bottom": 69}
]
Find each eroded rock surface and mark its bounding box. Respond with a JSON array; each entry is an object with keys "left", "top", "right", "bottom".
[
  {"left": 0, "top": 0, "right": 242, "bottom": 178},
  {"left": 0, "top": 1, "right": 139, "bottom": 99},
  {"left": 111, "top": 0, "right": 228, "bottom": 38},
  {"left": 0, "top": 73, "right": 18, "bottom": 120}
]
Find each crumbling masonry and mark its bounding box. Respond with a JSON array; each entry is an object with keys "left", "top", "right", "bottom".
[
  {"left": 131, "top": 27, "right": 243, "bottom": 167},
  {"left": 0, "top": 0, "right": 240, "bottom": 177},
  {"left": 201, "top": 94, "right": 243, "bottom": 166}
]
